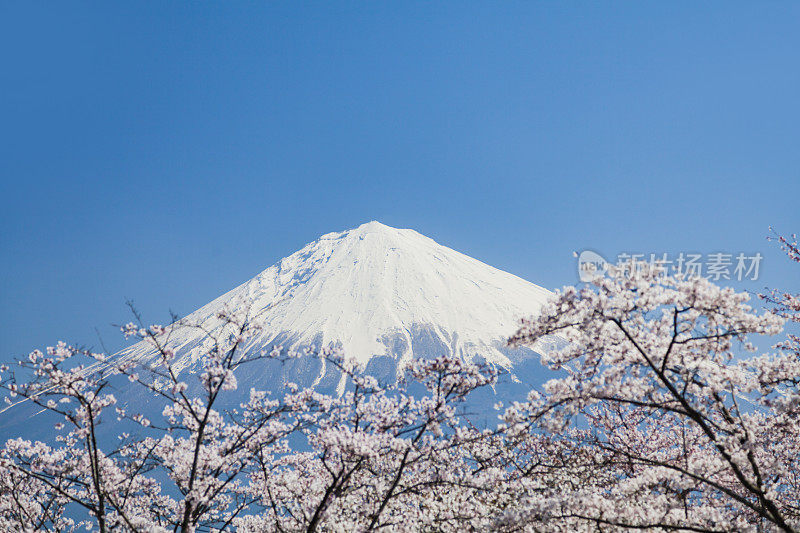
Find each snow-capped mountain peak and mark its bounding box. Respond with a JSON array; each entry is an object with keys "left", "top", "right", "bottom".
[{"left": 118, "top": 221, "right": 552, "bottom": 390}]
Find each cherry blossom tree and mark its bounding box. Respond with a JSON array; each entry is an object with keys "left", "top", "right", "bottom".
[
  {"left": 0, "top": 304, "right": 326, "bottom": 532},
  {"left": 763, "top": 229, "right": 800, "bottom": 360},
  {"left": 233, "top": 356, "right": 500, "bottom": 532},
  {"left": 0, "top": 304, "right": 502, "bottom": 532},
  {"left": 504, "top": 255, "right": 800, "bottom": 531}
]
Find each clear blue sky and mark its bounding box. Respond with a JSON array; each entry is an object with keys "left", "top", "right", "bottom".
[{"left": 1, "top": 2, "right": 798, "bottom": 358}]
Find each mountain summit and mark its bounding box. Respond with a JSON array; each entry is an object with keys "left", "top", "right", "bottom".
[{"left": 118, "top": 221, "right": 552, "bottom": 392}]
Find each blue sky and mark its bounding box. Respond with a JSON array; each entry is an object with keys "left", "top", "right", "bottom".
[{"left": 1, "top": 2, "right": 798, "bottom": 358}]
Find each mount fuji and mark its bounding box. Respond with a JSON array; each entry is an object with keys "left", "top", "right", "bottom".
[
  {"left": 116, "top": 221, "right": 554, "bottom": 395},
  {"left": 0, "top": 222, "right": 556, "bottom": 439}
]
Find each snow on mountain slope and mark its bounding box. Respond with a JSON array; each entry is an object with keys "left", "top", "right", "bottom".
[{"left": 116, "top": 221, "right": 553, "bottom": 392}]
